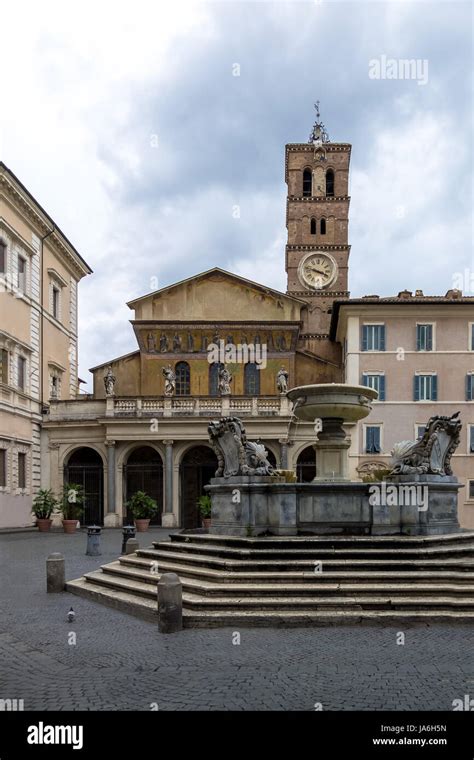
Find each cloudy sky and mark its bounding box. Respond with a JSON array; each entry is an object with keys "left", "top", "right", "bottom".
[{"left": 2, "top": 0, "right": 472, "bottom": 389}]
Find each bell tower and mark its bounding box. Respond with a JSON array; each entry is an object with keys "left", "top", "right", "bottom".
[{"left": 285, "top": 104, "right": 350, "bottom": 362}]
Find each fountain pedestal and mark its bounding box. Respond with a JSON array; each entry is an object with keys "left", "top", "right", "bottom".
[{"left": 313, "top": 417, "right": 351, "bottom": 481}]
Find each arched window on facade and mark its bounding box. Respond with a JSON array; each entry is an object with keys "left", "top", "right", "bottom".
[
  {"left": 325, "top": 169, "right": 334, "bottom": 197},
  {"left": 209, "top": 362, "right": 223, "bottom": 396},
  {"left": 244, "top": 363, "right": 260, "bottom": 396},
  {"left": 310, "top": 218, "right": 317, "bottom": 235},
  {"left": 320, "top": 218, "right": 326, "bottom": 235},
  {"left": 175, "top": 361, "right": 190, "bottom": 396},
  {"left": 302, "top": 168, "right": 312, "bottom": 197}
]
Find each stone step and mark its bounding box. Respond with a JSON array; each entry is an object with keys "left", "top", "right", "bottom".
[
  {"left": 66, "top": 578, "right": 474, "bottom": 627},
  {"left": 169, "top": 531, "right": 474, "bottom": 550},
  {"left": 120, "top": 555, "right": 474, "bottom": 584},
  {"left": 102, "top": 561, "right": 474, "bottom": 597},
  {"left": 137, "top": 547, "right": 474, "bottom": 572},
  {"left": 153, "top": 539, "right": 474, "bottom": 560},
  {"left": 80, "top": 567, "right": 474, "bottom": 610}
]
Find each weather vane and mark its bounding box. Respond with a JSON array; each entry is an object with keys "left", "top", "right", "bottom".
[{"left": 308, "top": 101, "right": 330, "bottom": 145}]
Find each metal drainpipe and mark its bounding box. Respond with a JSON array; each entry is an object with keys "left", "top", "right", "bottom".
[{"left": 39, "top": 226, "right": 55, "bottom": 410}]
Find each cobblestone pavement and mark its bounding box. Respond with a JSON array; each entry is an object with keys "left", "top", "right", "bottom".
[{"left": 0, "top": 529, "right": 472, "bottom": 711}]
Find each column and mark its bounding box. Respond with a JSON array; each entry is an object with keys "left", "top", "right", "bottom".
[
  {"left": 278, "top": 438, "right": 288, "bottom": 470},
  {"left": 162, "top": 440, "right": 176, "bottom": 527},
  {"left": 104, "top": 440, "right": 120, "bottom": 527}
]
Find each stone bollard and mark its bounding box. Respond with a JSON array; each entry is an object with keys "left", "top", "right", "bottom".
[
  {"left": 157, "top": 573, "right": 182, "bottom": 633},
  {"left": 121, "top": 525, "right": 136, "bottom": 554},
  {"left": 126, "top": 537, "right": 139, "bottom": 555},
  {"left": 86, "top": 525, "right": 102, "bottom": 556},
  {"left": 46, "top": 553, "right": 65, "bottom": 593}
]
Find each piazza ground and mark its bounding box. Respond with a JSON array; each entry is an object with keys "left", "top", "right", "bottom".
[{"left": 0, "top": 529, "right": 472, "bottom": 712}]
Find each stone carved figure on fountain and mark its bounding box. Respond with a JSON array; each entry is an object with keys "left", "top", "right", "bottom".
[
  {"left": 208, "top": 416, "right": 274, "bottom": 478},
  {"left": 162, "top": 364, "right": 176, "bottom": 396},
  {"left": 218, "top": 366, "right": 232, "bottom": 396},
  {"left": 389, "top": 412, "right": 461, "bottom": 476},
  {"left": 276, "top": 366, "right": 289, "bottom": 394},
  {"left": 104, "top": 366, "right": 116, "bottom": 397}
]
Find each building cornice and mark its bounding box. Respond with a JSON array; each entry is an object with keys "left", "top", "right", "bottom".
[{"left": 0, "top": 163, "right": 92, "bottom": 279}]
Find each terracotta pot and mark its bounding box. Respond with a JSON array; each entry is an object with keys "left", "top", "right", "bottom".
[
  {"left": 36, "top": 518, "right": 52, "bottom": 532},
  {"left": 135, "top": 519, "right": 151, "bottom": 532},
  {"left": 202, "top": 518, "right": 211, "bottom": 530},
  {"left": 62, "top": 519, "right": 78, "bottom": 534}
]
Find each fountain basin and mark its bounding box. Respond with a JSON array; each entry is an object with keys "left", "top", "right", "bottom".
[{"left": 287, "top": 383, "right": 378, "bottom": 423}]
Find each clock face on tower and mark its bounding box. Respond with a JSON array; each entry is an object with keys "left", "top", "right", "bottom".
[{"left": 297, "top": 251, "right": 338, "bottom": 290}]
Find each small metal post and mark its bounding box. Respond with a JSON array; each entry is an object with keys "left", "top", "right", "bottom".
[{"left": 86, "top": 525, "right": 102, "bottom": 556}]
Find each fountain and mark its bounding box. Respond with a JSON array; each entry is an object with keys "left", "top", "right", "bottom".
[
  {"left": 206, "top": 384, "right": 463, "bottom": 537},
  {"left": 287, "top": 383, "right": 378, "bottom": 481}
]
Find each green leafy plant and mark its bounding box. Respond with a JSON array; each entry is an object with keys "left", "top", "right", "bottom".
[
  {"left": 126, "top": 491, "right": 159, "bottom": 519},
  {"left": 32, "top": 489, "right": 58, "bottom": 519},
  {"left": 61, "top": 483, "right": 85, "bottom": 520},
  {"left": 196, "top": 494, "right": 211, "bottom": 519}
]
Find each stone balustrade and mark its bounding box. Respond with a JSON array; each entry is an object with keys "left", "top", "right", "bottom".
[{"left": 46, "top": 395, "right": 291, "bottom": 421}]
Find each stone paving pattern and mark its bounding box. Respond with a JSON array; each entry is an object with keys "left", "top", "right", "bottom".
[{"left": 0, "top": 529, "right": 472, "bottom": 711}]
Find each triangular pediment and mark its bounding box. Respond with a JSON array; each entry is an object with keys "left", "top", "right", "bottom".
[{"left": 127, "top": 267, "right": 305, "bottom": 322}]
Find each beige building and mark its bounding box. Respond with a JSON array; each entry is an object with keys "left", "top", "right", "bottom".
[
  {"left": 331, "top": 293, "right": 474, "bottom": 528},
  {"left": 0, "top": 162, "right": 91, "bottom": 528}
]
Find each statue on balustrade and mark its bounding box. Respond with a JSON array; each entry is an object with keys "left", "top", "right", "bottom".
[
  {"left": 276, "top": 366, "right": 289, "bottom": 394},
  {"left": 104, "top": 366, "right": 116, "bottom": 397},
  {"left": 173, "top": 334, "right": 181, "bottom": 352},
  {"left": 218, "top": 366, "right": 232, "bottom": 396},
  {"left": 162, "top": 364, "right": 176, "bottom": 397},
  {"left": 159, "top": 333, "right": 168, "bottom": 352},
  {"left": 208, "top": 416, "right": 274, "bottom": 477}
]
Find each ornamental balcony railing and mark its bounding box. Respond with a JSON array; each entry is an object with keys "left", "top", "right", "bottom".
[{"left": 46, "top": 395, "right": 292, "bottom": 421}]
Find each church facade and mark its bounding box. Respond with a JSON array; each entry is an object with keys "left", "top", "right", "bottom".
[{"left": 6, "top": 109, "right": 474, "bottom": 530}]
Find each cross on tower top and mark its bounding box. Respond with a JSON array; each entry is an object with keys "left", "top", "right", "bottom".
[{"left": 308, "top": 101, "right": 330, "bottom": 145}]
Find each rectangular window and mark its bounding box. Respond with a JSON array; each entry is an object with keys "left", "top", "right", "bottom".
[
  {"left": 17, "top": 356, "right": 26, "bottom": 391},
  {"left": 471, "top": 324, "right": 474, "bottom": 351},
  {"left": 470, "top": 426, "right": 474, "bottom": 454},
  {"left": 362, "top": 374, "right": 385, "bottom": 401},
  {"left": 18, "top": 256, "right": 26, "bottom": 293},
  {"left": 0, "top": 349, "right": 8, "bottom": 384},
  {"left": 414, "top": 374, "right": 437, "bottom": 401},
  {"left": 466, "top": 375, "right": 474, "bottom": 401},
  {"left": 361, "top": 324, "right": 385, "bottom": 351},
  {"left": 365, "top": 426, "right": 381, "bottom": 454},
  {"left": 469, "top": 480, "right": 474, "bottom": 500},
  {"left": 18, "top": 452, "right": 26, "bottom": 489},
  {"left": 52, "top": 286, "right": 59, "bottom": 319},
  {"left": 416, "top": 324, "right": 433, "bottom": 351},
  {"left": 0, "top": 449, "right": 6, "bottom": 487},
  {"left": 417, "top": 426, "right": 426, "bottom": 440},
  {"left": 0, "top": 241, "right": 6, "bottom": 273}
]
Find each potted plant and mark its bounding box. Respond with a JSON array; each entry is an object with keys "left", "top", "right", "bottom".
[
  {"left": 197, "top": 494, "right": 212, "bottom": 530},
  {"left": 32, "top": 488, "right": 58, "bottom": 532},
  {"left": 126, "top": 491, "right": 159, "bottom": 532},
  {"left": 61, "top": 483, "right": 85, "bottom": 533}
]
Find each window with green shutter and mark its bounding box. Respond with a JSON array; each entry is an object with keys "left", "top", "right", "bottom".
[
  {"left": 362, "top": 374, "right": 386, "bottom": 401},
  {"left": 467, "top": 375, "right": 474, "bottom": 401},
  {"left": 414, "top": 374, "right": 437, "bottom": 401},
  {"left": 362, "top": 325, "right": 385, "bottom": 351},
  {"left": 416, "top": 324, "right": 433, "bottom": 351},
  {"left": 366, "top": 426, "right": 381, "bottom": 454}
]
